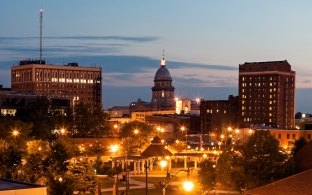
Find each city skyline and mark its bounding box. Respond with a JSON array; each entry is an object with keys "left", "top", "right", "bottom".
[{"left": 1, "top": 1, "right": 312, "bottom": 111}]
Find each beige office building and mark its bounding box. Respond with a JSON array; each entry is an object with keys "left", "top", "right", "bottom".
[{"left": 11, "top": 60, "right": 102, "bottom": 107}]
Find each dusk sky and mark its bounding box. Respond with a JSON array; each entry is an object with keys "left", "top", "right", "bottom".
[{"left": 1, "top": 1, "right": 312, "bottom": 112}]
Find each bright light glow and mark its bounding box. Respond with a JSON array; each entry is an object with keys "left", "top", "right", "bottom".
[
  {"left": 195, "top": 98, "right": 200, "bottom": 104},
  {"left": 60, "top": 128, "right": 66, "bottom": 135},
  {"left": 159, "top": 160, "right": 168, "bottom": 168},
  {"left": 12, "top": 130, "right": 19, "bottom": 137},
  {"left": 181, "top": 126, "right": 186, "bottom": 132},
  {"left": 110, "top": 145, "right": 119, "bottom": 153},
  {"left": 220, "top": 134, "right": 225, "bottom": 139},
  {"left": 227, "top": 127, "right": 232, "bottom": 131},
  {"left": 183, "top": 181, "right": 194, "bottom": 192},
  {"left": 134, "top": 129, "right": 139, "bottom": 135},
  {"left": 235, "top": 129, "right": 240, "bottom": 134}
]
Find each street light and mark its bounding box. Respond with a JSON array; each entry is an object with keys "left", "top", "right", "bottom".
[
  {"left": 183, "top": 181, "right": 194, "bottom": 192},
  {"left": 159, "top": 168, "right": 194, "bottom": 195},
  {"left": 12, "top": 130, "right": 19, "bottom": 137},
  {"left": 145, "top": 157, "right": 157, "bottom": 195},
  {"left": 133, "top": 129, "right": 142, "bottom": 154},
  {"left": 110, "top": 144, "right": 119, "bottom": 156},
  {"left": 110, "top": 144, "right": 120, "bottom": 195},
  {"left": 181, "top": 126, "right": 188, "bottom": 145}
]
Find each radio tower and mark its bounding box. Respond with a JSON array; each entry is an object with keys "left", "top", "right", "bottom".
[{"left": 39, "top": 8, "right": 43, "bottom": 63}]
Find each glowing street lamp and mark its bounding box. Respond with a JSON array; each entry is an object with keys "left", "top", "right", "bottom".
[
  {"left": 60, "top": 128, "right": 66, "bottom": 135},
  {"left": 160, "top": 168, "right": 194, "bottom": 195},
  {"left": 110, "top": 144, "right": 119, "bottom": 156},
  {"left": 183, "top": 181, "right": 194, "bottom": 192},
  {"left": 12, "top": 130, "right": 19, "bottom": 137},
  {"left": 160, "top": 159, "right": 168, "bottom": 170},
  {"left": 133, "top": 129, "right": 139, "bottom": 135}
]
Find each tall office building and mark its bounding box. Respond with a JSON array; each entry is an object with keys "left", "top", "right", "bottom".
[
  {"left": 151, "top": 55, "right": 175, "bottom": 110},
  {"left": 239, "top": 60, "right": 295, "bottom": 129},
  {"left": 11, "top": 60, "right": 102, "bottom": 107}
]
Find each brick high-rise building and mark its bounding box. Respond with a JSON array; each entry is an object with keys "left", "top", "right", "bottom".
[
  {"left": 200, "top": 95, "right": 239, "bottom": 135},
  {"left": 11, "top": 60, "right": 102, "bottom": 107},
  {"left": 239, "top": 60, "right": 295, "bottom": 129}
]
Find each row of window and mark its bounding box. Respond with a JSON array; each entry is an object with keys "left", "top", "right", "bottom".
[
  {"left": 274, "top": 133, "right": 311, "bottom": 140},
  {"left": 206, "top": 109, "right": 227, "bottom": 114}
]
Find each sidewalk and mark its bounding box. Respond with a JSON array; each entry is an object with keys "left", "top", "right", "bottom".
[{"left": 100, "top": 175, "right": 155, "bottom": 193}]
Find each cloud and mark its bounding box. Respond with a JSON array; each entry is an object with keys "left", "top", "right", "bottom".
[
  {"left": 50, "top": 36, "right": 159, "bottom": 42},
  {"left": 0, "top": 36, "right": 159, "bottom": 44}
]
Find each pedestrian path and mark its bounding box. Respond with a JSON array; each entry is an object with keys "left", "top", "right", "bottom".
[{"left": 100, "top": 175, "right": 155, "bottom": 192}]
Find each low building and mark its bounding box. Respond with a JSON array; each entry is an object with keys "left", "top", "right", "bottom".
[{"left": 0, "top": 179, "right": 47, "bottom": 195}]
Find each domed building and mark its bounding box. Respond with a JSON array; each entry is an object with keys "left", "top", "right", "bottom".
[{"left": 151, "top": 54, "right": 175, "bottom": 110}]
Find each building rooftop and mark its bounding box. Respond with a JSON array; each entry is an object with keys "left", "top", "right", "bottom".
[
  {"left": 239, "top": 60, "right": 294, "bottom": 73},
  {"left": 0, "top": 179, "right": 45, "bottom": 191},
  {"left": 245, "top": 169, "right": 312, "bottom": 195}
]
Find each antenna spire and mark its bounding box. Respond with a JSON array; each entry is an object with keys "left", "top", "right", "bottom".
[
  {"left": 39, "top": 8, "right": 43, "bottom": 63},
  {"left": 160, "top": 49, "right": 166, "bottom": 66}
]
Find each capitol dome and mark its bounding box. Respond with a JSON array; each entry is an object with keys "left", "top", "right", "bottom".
[{"left": 154, "top": 55, "right": 172, "bottom": 81}]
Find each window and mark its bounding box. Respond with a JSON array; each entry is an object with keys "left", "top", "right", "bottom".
[
  {"left": 308, "top": 134, "right": 311, "bottom": 139},
  {"left": 287, "top": 134, "right": 290, "bottom": 139},
  {"left": 278, "top": 134, "right": 281, "bottom": 139},
  {"left": 292, "top": 134, "right": 296, "bottom": 139}
]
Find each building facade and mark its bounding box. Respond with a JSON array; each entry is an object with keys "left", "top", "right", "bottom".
[
  {"left": 239, "top": 60, "right": 295, "bottom": 129},
  {"left": 11, "top": 60, "right": 102, "bottom": 107},
  {"left": 200, "top": 95, "right": 239, "bottom": 135},
  {"left": 151, "top": 55, "right": 175, "bottom": 110}
]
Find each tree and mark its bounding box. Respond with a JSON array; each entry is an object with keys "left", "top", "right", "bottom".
[
  {"left": 22, "top": 153, "right": 46, "bottom": 183},
  {"left": 44, "top": 141, "right": 72, "bottom": 175},
  {"left": 0, "top": 118, "right": 32, "bottom": 144},
  {"left": 215, "top": 130, "right": 294, "bottom": 191},
  {"left": 26, "top": 140, "right": 50, "bottom": 156},
  {"left": 239, "top": 130, "right": 289, "bottom": 189},
  {"left": 68, "top": 159, "right": 96, "bottom": 194},
  {"left": 73, "top": 103, "right": 110, "bottom": 137},
  {"left": 0, "top": 140, "right": 22, "bottom": 179},
  {"left": 171, "top": 140, "right": 187, "bottom": 153},
  {"left": 292, "top": 137, "right": 308, "bottom": 155},
  {"left": 199, "top": 160, "right": 216, "bottom": 191},
  {"left": 27, "top": 97, "right": 53, "bottom": 139},
  {"left": 216, "top": 147, "right": 242, "bottom": 190},
  {"left": 119, "top": 121, "right": 155, "bottom": 154}
]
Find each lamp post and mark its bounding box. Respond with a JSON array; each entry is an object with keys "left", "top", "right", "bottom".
[
  {"left": 181, "top": 126, "right": 187, "bottom": 146},
  {"left": 110, "top": 144, "right": 119, "bottom": 195},
  {"left": 159, "top": 167, "right": 194, "bottom": 195},
  {"left": 133, "top": 129, "right": 141, "bottom": 154},
  {"left": 145, "top": 157, "right": 157, "bottom": 195}
]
